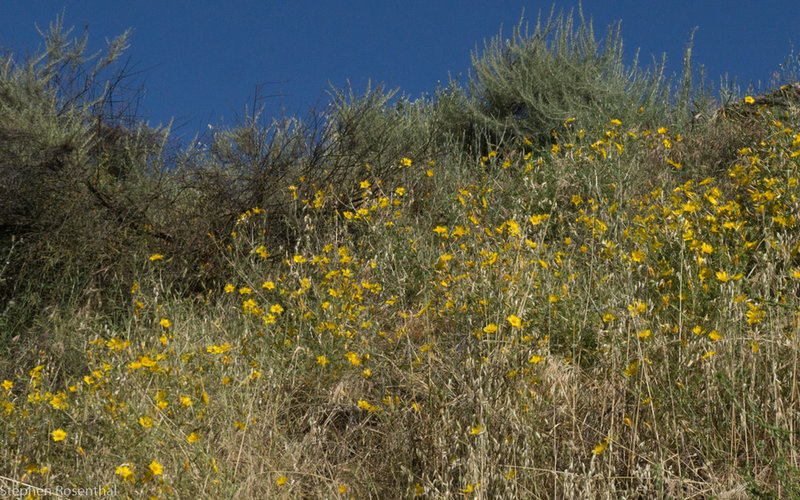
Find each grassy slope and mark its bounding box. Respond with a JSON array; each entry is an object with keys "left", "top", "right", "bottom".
[
  {"left": 2, "top": 11, "right": 800, "bottom": 499},
  {"left": 2, "top": 96, "right": 800, "bottom": 498}
]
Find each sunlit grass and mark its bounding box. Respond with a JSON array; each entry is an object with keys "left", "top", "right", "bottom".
[{"left": 2, "top": 97, "right": 799, "bottom": 498}]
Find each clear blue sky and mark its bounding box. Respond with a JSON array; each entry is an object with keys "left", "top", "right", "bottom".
[{"left": 2, "top": 1, "right": 798, "bottom": 139}]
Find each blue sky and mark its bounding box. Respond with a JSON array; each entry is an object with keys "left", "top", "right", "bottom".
[{"left": 2, "top": 1, "right": 798, "bottom": 139}]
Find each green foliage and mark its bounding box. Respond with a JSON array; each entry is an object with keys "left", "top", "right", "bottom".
[
  {"left": 451, "top": 4, "right": 707, "bottom": 154},
  {"left": 324, "top": 82, "right": 434, "bottom": 179},
  {"left": 0, "top": 16, "right": 174, "bottom": 358},
  {"left": 169, "top": 82, "right": 439, "bottom": 282}
]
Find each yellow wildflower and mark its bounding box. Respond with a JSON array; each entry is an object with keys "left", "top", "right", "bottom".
[
  {"left": 149, "top": 461, "right": 163, "bottom": 476},
  {"left": 115, "top": 464, "right": 134, "bottom": 481},
  {"left": 592, "top": 437, "right": 610, "bottom": 455}
]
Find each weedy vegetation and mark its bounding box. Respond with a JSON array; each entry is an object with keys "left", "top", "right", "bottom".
[{"left": 1, "top": 6, "right": 800, "bottom": 499}]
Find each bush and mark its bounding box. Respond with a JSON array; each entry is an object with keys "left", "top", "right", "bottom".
[
  {"left": 451, "top": 5, "right": 703, "bottom": 153},
  {"left": 0, "top": 17, "right": 173, "bottom": 356}
]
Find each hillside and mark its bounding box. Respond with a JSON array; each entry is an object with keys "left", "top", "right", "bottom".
[{"left": 1, "top": 10, "right": 799, "bottom": 499}]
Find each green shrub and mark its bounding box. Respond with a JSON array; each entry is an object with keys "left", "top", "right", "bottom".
[
  {"left": 453, "top": 5, "right": 704, "bottom": 154},
  {"left": 0, "top": 17, "right": 173, "bottom": 356}
]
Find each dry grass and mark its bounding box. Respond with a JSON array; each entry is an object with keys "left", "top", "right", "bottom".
[{"left": 2, "top": 99, "right": 800, "bottom": 499}]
